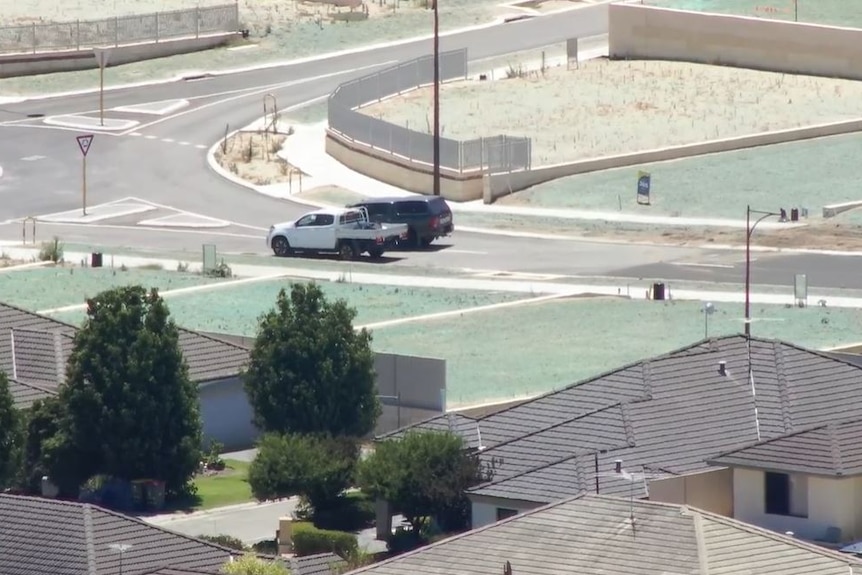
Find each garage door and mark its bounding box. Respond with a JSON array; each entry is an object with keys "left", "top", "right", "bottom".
[{"left": 198, "top": 378, "right": 260, "bottom": 451}]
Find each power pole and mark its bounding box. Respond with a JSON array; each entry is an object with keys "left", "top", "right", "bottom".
[{"left": 432, "top": 0, "right": 441, "bottom": 197}]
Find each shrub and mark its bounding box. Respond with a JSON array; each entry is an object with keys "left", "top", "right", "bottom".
[
  {"left": 38, "top": 237, "right": 63, "bottom": 263},
  {"left": 292, "top": 522, "right": 358, "bottom": 558},
  {"left": 251, "top": 539, "right": 278, "bottom": 555},
  {"left": 312, "top": 491, "right": 376, "bottom": 532},
  {"left": 198, "top": 534, "right": 247, "bottom": 551}
]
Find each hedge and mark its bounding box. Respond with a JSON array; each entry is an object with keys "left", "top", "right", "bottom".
[{"left": 292, "top": 522, "right": 358, "bottom": 558}]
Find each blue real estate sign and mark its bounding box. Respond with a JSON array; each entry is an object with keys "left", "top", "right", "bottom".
[{"left": 637, "top": 171, "right": 651, "bottom": 205}]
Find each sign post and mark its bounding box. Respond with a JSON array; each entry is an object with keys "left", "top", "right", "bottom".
[
  {"left": 76, "top": 135, "right": 94, "bottom": 216},
  {"left": 93, "top": 48, "right": 112, "bottom": 127}
]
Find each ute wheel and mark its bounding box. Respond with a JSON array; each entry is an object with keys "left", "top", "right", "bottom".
[
  {"left": 368, "top": 247, "right": 384, "bottom": 259},
  {"left": 420, "top": 237, "right": 433, "bottom": 248},
  {"left": 339, "top": 241, "right": 357, "bottom": 261},
  {"left": 271, "top": 236, "right": 292, "bottom": 257}
]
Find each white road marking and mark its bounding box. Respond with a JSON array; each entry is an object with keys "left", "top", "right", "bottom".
[
  {"left": 113, "top": 99, "right": 190, "bottom": 116},
  {"left": 670, "top": 262, "right": 735, "bottom": 269},
  {"left": 145, "top": 135, "right": 157, "bottom": 140},
  {"left": 162, "top": 138, "right": 174, "bottom": 143},
  {"left": 35, "top": 202, "right": 156, "bottom": 224},
  {"left": 138, "top": 213, "right": 231, "bottom": 228},
  {"left": 32, "top": 220, "right": 262, "bottom": 239},
  {"left": 195, "top": 144, "right": 207, "bottom": 149},
  {"left": 129, "top": 132, "right": 142, "bottom": 137},
  {"left": 20, "top": 155, "right": 47, "bottom": 161},
  {"left": 116, "top": 61, "right": 397, "bottom": 136},
  {"left": 43, "top": 115, "right": 139, "bottom": 131},
  {"left": 445, "top": 249, "right": 488, "bottom": 255},
  {"left": 118, "top": 195, "right": 268, "bottom": 231},
  {"left": 178, "top": 141, "right": 190, "bottom": 146}
]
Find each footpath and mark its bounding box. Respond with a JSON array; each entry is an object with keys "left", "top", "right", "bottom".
[{"left": 4, "top": 242, "right": 862, "bottom": 310}]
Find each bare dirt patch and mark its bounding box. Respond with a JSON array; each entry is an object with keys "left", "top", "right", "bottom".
[
  {"left": 1, "top": 0, "right": 398, "bottom": 27},
  {"left": 360, "top": 58, "right": 862, "bottom": 166},
  {"left": 214, "top": 130, "right": 304, "bottom": 187},
  {"left": 508, "top": 0, "right": 585, "bottom": 14}
]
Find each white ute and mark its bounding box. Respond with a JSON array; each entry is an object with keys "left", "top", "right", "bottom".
[{"left": 266, "top": 207, "right": 409, "bottom": 260}]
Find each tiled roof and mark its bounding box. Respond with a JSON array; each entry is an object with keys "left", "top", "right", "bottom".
[
  {"left": 143, "top": 569, "right": 222, "bottom": 575},
  {"left": 345, "top": 494, "right": 862, "bottom": 575},
  {"left": 388, "top": 335, "right": 862, "bottom": 505},
  {"left": 709, "top": 417, "right": 862, "bottom": 476},
  {"left": 0, "top": 494, "right": 242, "bottom": 575},
  {"left": 0, "top": 302, "right": 248, "bottom": 387},
  {"left": 290, "top": 552, "right": 347, "bottom": 575},
  {"left": 8, "top": 377, "right": 57, "bottom": 409},
  {"left": 177, "top": 328, "right": 249, "bottom": 383}
]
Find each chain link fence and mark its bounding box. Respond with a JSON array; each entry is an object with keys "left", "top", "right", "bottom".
[
  {"left": 328, "top": 49, "right": 532, "bottom": 173},
  {"left": 0, "top": 4, "right": 238, "bottom": 54}
]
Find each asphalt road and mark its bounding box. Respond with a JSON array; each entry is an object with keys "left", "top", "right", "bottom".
[{"left": 1, "top": 2, "right": 860, "bottom": 292}]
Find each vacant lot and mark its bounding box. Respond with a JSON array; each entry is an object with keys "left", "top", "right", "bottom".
[
  {"left": 0, "top": 0, "right": 581, "bottom": 94},
  {"left": 361, "top": 58, "right": 862, "bottom": 166},
  {"left": 500, "top": 132, "right": 862, "bottom": 217},
  {"left": 646, "top": 0, "right": 862, "bottom": 28}
]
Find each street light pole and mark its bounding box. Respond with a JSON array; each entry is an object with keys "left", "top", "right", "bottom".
[
  {"left": 432, "top": 0, "right": 441, "bottom": 197},
  {"left": 744, "top": 205, "right": 781, "bottom": 337}
]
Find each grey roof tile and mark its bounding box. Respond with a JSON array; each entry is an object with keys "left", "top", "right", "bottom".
[
  {"left": 0, "top": 302, "right": 248, "bottom": 386},
  {"left": 345, "top": 494, "right": 862, "bottom": 575},
  {"left": 8, "top": 377, "right": 57, "bottom": 409},
  {"left": 461, "top": 335, "right": 862, "bottom": 505},
  {"left": 0, "top": 494, "right": 242, "bottom": 575},
  {"left": 290, "top": 552, "right": 347, "bottom": 575},
  {"left": 378, "top": 413, "right": 483, "bottom": 449},
  {"left": 709, "top": 417, "right": 862, "bottom": 476}
]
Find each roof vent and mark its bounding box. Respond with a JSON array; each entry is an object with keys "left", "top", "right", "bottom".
[
  {"left": 718, "top": 361, "right": 727, "bottom": 377},
  {"left": 615, "top": 460, "right": 623, "bottom": 473}
]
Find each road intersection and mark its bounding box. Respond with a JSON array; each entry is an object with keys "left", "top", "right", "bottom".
[{"left": 0, "top": 2, "right": 860, "bottom": 295}]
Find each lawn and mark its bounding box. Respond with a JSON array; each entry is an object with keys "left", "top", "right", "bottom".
[{"left": 190, "top": 459, "right": 253, "bottom": 510}]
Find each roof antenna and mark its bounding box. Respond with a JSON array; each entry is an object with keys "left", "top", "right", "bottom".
[
  {"left": 476, "top": 423, "right": 486, "bottom": 451},
  {"left": 503, "top": 560, "right": 513, "bottom": 575}
]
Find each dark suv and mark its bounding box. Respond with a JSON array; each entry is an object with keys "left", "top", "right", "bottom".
[{"left": 348, "top": 196, "right": 454, "bottom": 248}]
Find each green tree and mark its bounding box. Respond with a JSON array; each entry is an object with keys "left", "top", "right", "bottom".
[
  {"left": 248, "top": 433, "right": 358, "bottom": 512},
  {"left": 17, "top": 396, "right": 63, "bottom": 493},
  {"left": 358, "top": 431, "right": 493, "bottom": 534},
  {"left": 45, "top": 286, "right": 202, "bottom": 496},
  {"left": 0, "top": 372, "right": 22, "bottom": 488},
  {"left": 243, "top": 284, "right": 379, "bottom": 437},
  {"left": 221, "top": 554, "right": 290, "bottom": 575}
]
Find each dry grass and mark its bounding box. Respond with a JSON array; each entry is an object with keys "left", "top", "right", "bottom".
[
  {"left": 0, "top": 0, "right": 413, "bottom": 27},
  {"left": 360, "top": 58, "right": 862, "bottom": 165},
  {"left": 214, "top": 129, "right": 305, "bottom": 186}
]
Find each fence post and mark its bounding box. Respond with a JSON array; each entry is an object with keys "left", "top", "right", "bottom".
[
  {"left": 156, "top": 12, "right": 160, "bottom": 42},
  {"left": 115, "top": 16, "right": 119, "bottom": 46},
  {"left": 196, "top": 6, "right": 201, "bottom": 38},
  {"left": 32, "top": 22, "right": 36, "bottom": 53},
  {"left": 75, "top": 20, "right": 80, "bottom": 51}
]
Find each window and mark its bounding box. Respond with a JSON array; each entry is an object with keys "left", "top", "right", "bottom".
[
  {"left": 496, "top": 508, "right": 518, "bottom": 521},
  {"left": 296, "top": 214, "right": 334, "bottom": 227},
  {"left": 394, "top": 200, "right": 429, "bottom": 216},
  {"left": 764, "top": 471, "right": 808, "bottom": 517},
  {"left": 362, "top": 203, "right": 391, "bottom": 218},
  {"left": 339, "top": 211, "right": 362, "bottom": 225}
]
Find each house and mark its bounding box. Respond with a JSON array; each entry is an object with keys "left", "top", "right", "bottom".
[
  {"left": 0, "top": 493, "right": 244, "bottom": 575},
  {"left": 707, "top": 417, "right": 862, "bottom": 544},
  {"left": 290, "top": 552, "right": 347, "bottom": 575},
  {"left": 0, "top": 302, "right": 255, "bottom": 450},
  {"left": 348, "top": 494, "right": 862, "bottom": 575},
  {"left": 379, "top": 335, "right": 862, "bottom": 542}
]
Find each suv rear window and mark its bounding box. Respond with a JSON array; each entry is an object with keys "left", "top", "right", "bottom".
[
  {"left": 428, "top": 197, "right": 450, "bottom": 214},
  {"left": 394, "top": 200, "right": 430, "bottom": 215}
]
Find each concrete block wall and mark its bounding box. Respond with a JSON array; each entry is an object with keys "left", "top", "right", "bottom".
[{"left": 608, "top": 3, "right": 862, "bottom": 80}]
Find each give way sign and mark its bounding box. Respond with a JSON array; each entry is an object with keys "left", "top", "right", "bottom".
[{"left": 76, "top": 134, "right": 94, "bottom": 157}]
